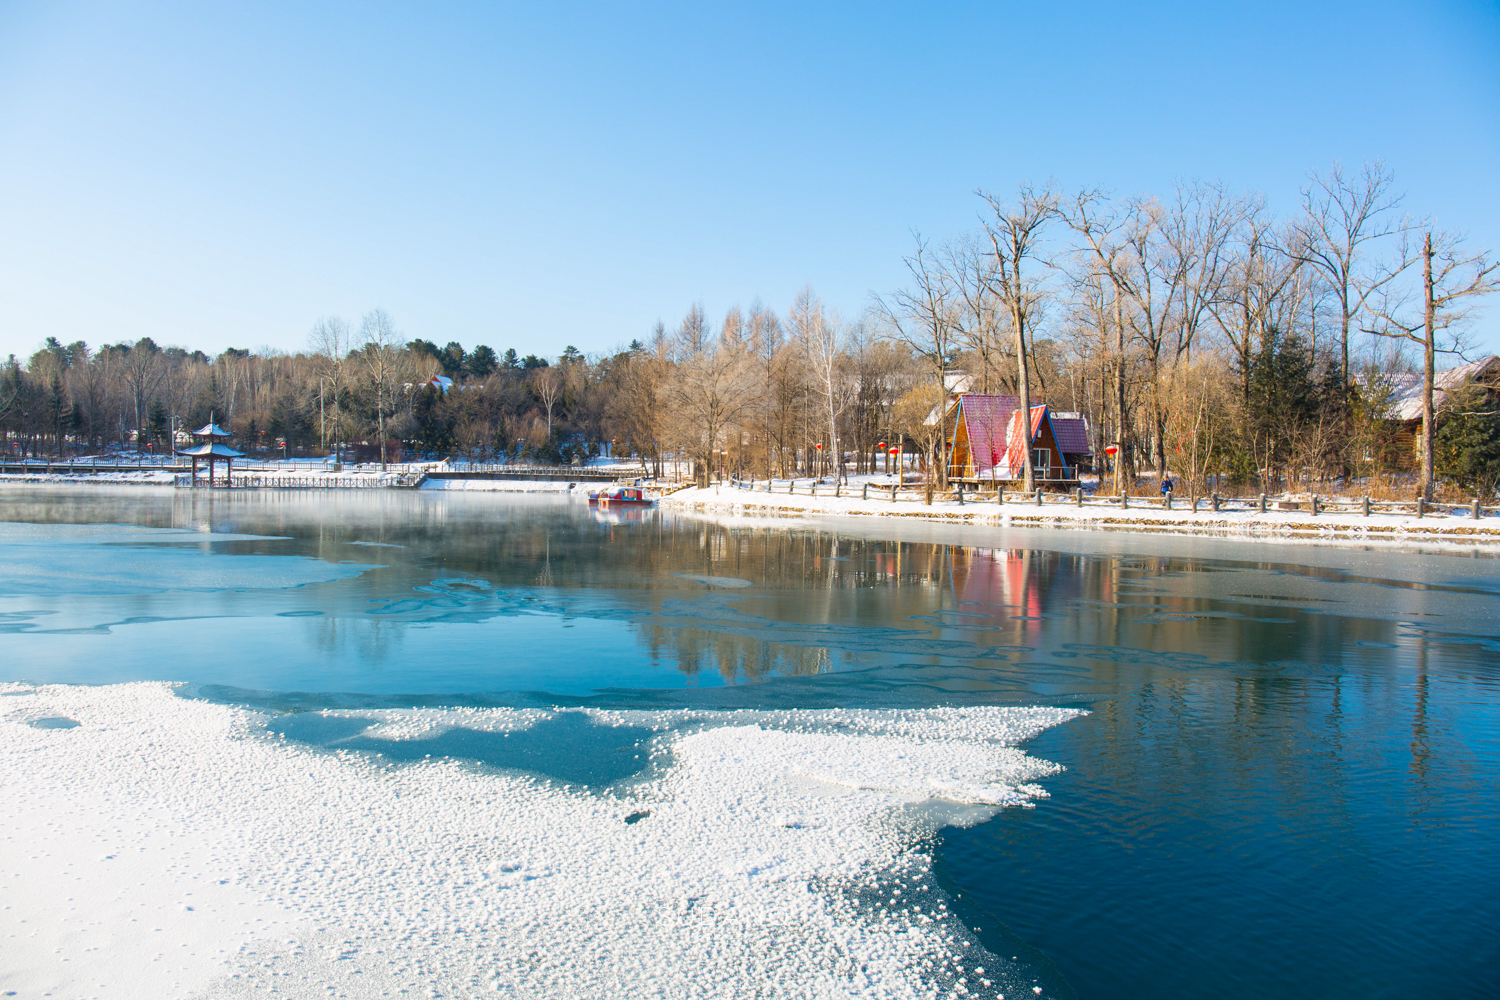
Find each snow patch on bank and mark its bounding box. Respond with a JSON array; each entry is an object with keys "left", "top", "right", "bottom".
[
  {"left": 418, "top": 478, "right": 582, "bottom": 493},
  {"left": 662, "top": 484, "right": 1500, "bottom": 542},
  {"left": 1, "top": 683, "right": 1079, "bottom": 999}
]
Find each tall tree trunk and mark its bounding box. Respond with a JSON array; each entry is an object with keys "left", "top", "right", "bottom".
[
  {"left": 1013, "top": 258, "right": 1035, "bottom": 493},
  {"left": 1113, "top": 285, "right": 1129, "bottom": 495},
  {"left": 1420, "top": 232, "right": 1435, "bottom": 501}
]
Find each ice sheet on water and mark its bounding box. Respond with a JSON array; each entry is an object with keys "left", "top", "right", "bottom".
[
  {"left": 0, "top": 522, "right": 373, "bottom": 595},
  {"left": 1, "top": 682, "right": 1081, "bottom": 1000}
]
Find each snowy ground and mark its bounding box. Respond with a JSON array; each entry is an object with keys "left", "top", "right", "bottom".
[
  {"left": 1, "top": 682, "right": 1077, "bottom": 999},
  {"left": 0, "top": 470, "right": 178, "bottom": 485},
  {"left": 661, "top": 480, "right": 1500, "bottom": 542}
]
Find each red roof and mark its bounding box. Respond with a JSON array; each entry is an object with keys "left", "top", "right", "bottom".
[{"left": 957, "top": 395, "right": 1020, "bottom": 472}]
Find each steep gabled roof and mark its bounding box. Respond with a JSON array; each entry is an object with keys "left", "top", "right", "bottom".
[
  {"left": 957, "top": 395, "right": 1019, "bottom": 472},
  {"left": 1050, "top": 414, "right": 1091, "bottom": 454}
]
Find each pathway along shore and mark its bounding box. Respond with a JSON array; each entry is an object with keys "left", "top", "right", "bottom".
[{"left": 659, "top": 482, "right": 1500, "bottom": 544}]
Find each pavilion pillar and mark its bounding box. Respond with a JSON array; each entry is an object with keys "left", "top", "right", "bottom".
[{"left": 191, "top": 456, "right": 198, "bottom": 487}]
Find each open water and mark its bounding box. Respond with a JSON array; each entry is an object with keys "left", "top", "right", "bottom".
[{"left": 2, "top": 486, "right": 1498, "bottom": 998}]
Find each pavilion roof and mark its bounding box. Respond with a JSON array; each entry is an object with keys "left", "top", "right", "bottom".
[
  {"left": 192, "top": 422, "right": 234, "bottom": 438},
  {"left": 177, "top": 442, "right": 245, "bottom": 458}
]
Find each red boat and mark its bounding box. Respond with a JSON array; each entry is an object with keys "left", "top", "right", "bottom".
[{"left": 588, "top": 486, "right": 655, "bottom": 508}]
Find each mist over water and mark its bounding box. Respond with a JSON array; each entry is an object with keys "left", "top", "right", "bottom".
[{"left": 3, "top": 486, "right": 1498, "bottom": 998}]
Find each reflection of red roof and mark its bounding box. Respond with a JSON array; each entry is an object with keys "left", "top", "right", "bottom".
[{"left": 1051, "top": 416, "right": 1091, "bottom": 454}]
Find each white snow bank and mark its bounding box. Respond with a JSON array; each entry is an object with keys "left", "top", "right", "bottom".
[
  {"left": 663, "top": 484, "right": 1500, "bottom": 542},
  {"left": 418, "top": 478, "right": 580, "bottom": 493},
  {"left": 0, "top": 683, "right": 1079, "bottom": 999}
]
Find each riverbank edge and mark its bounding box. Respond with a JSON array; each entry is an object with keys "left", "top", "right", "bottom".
[{"left": 660, "top": 486, "right": 1500, "bottom": 543}]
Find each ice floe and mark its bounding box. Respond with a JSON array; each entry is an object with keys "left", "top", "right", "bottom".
[{"left": 0, "top": 683, "right": 1080, "bottom": 999}]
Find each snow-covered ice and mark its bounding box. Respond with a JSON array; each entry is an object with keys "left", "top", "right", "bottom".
[{"left": 1, "top": 683, "right": 1080, "bottom": 999}]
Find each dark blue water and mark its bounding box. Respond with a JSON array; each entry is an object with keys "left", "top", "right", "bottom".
[{"left": 2, "top": 487, "right": 1497, "bottom": 998}]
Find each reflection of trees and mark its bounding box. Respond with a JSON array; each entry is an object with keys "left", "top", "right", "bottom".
[
  {"left": 309, "top": 614, "right": 406, "bottom": 667},
  {"left": 637, "top": 623, "right": 836, "bottom": 684}
]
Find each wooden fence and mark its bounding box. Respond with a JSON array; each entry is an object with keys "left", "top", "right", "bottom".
[{"left": 726, "top": 479, "right": 1500, "bottom": 521}]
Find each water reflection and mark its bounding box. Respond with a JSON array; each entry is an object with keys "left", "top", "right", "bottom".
[{"left": 3, "top": 487, "right": 1499, "bottom": 998}]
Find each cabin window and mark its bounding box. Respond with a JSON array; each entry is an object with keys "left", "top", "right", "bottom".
[{"left": 1032, "top": 449, "right": 1051, "bottom": 473}]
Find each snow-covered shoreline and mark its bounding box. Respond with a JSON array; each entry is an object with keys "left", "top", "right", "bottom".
[{"left": 660, "top": 483, "right": 1500, "bottom": 543}]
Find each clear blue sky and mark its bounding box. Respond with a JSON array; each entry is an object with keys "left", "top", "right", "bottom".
[{"left": 1, "top": 0, "right": 1497, "bottom": 362}]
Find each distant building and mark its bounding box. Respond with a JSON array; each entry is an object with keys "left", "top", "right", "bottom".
[
  {"left": 943, "top": 394, "right": 1089, "bottom": 484},
  {"left": 1376, "top": 355, "right": 1499, "bottom": 424}
]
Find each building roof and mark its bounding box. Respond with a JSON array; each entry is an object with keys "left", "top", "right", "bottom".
[
  {"left": 192, "top": 422, "right": 234, "bottom": 438},
  {"left": 1050, "top": 414, "right": 1091, "bottom": 454},
  {"left": 1377, "top": 355, "right": 1500, "bottom": 422},
  {"left": 177, "top": 442, "right": 245, "bottom": 458}
]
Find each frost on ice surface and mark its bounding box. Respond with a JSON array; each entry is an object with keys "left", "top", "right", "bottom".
[{"left": 0, "top": 682, "right": 1081, "bottom": 999}]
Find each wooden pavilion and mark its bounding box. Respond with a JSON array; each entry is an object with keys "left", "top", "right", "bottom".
[{"left": 177, "top": 419, "right": 244, "bottom": 488}]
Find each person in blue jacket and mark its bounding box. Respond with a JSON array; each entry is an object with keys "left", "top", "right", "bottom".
[{"left": 1160, "top": 475, "right": 1175, "bottom": 497}]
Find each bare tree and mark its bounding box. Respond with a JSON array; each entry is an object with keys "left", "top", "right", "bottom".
[
  {"left": 120, "top": 338, "right": 166, "bottom": 451},
  {"left": 358, "top": 309, "right": 405, "bottom": 470},
  {"left": 1062, "top": 189, "right": 1137, "bottom": 493},
  {"left": 1293, "top": 160, "right": 1411, "bottom": 390},
  {"left": 794, "top": 289, "right": 852, "bottom": 483},
  {"left": 1212, "top": 208, "right": 1304, "bottom": 402},
  {"left": 1366, "top": 231, "right": 1499, "bottom": 499},
  {"left": 309, "top": 317, "right": 352, "bottom": 458},
  {"left": 979, "top": 183, "right": 1058, "bottom": 493},
  {"left": 874, "top": 235, "right": 959, "bottom": 486},
  {"left": 530, "top": 365, "right": 563, "bottom": 441},
  {"left": 670, "top": 310, "right": 753, "bottom": 484}
]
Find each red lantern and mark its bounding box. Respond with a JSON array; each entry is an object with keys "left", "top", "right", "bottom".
[
  {"left": 815, "top": 443, "right": 822, "bottom": 450},
  {"left": 1105, "top": 444, "right": 1119, "bottom": 456},
  {"left": 889, "top": 447, "right": 900, "bottom": 455}
]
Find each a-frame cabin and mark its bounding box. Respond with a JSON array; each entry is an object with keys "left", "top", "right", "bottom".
[{"left": 945, "top": 394, "right": 1079, "bottom": 488}]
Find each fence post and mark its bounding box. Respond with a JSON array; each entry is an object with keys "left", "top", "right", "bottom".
[
  {"left": 1363, "top": 496, "right": 1371, "bottom": 517},
  {"left": 956, "top": 483, "right": 964, "bottom": 505},
  {"left": 1311, "top": 495, "right": 1319, "bottom": 516},
  {"left": 1035, "top": 487, "right": 1042, "bottom": 506},
  {"left": 1164, "top": 493, "right": 1172, "bottom": 510},
  {"left": 1474, "top": 498, "right": 1482, "bottom": 520},
  {"left": 862, "top": 482, "right": 869, "bottom": 501},
  {"left": 1259, "top": 493, "right": 1267, "bottom": 514},
  {"left": 1417, "top": 498, "right": 1425, "bottom": 518},
  {"left": 1075, "top": 487, "right": 1083, "bottom": 506},
  {"left": 788, "top": 479, "right": 795, "bottom": 494},
  {"left": 891, "top": 484, "right": 897, "bottom": 503},
  {"left": 1122, "top": 493, "right": 1129, "bottom": 509},
  {"left": 998, "top": 487, "right": 1004, "bottom": 506},
  {"left": 1211, "top": 492, "right": 1220, "bottom": 512}
]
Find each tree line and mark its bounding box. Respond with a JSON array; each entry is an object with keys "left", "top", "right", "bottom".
[{"left": 3, "top": 161, "right": 1497, "bottom": 496}]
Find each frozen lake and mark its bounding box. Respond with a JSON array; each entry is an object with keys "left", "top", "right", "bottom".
[{"left": 2, "top": 487, "right": 1498, "bottom": 998}]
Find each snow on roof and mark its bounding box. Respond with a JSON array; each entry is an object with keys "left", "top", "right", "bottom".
[
  {"left": 177, "top": 442, "right": 245, "bottom": 458},
  {"left": 1377, "top": 355, "right": 1500, "bottom": 422},
  {"left": 192, "top": 422, "right": 233, "bottom": 438}
]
